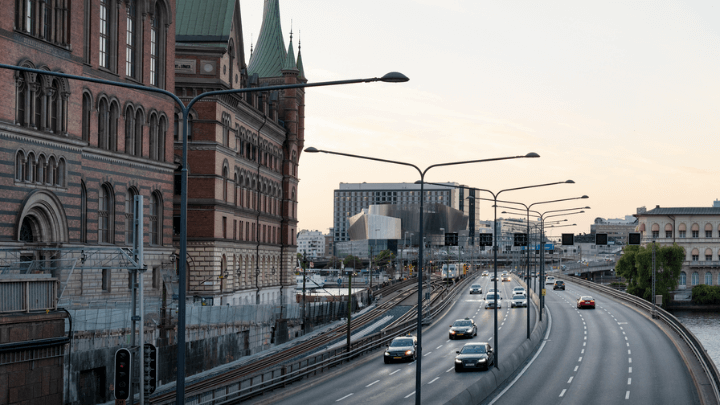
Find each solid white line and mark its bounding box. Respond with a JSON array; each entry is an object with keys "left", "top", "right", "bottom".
[
  {"left": 390, "top": 369, "right": 400, "bottom": 375},
  {"left": 559, "top": 389, "right": 567, "bottom": 397},
  {"left": 574, "top": 365, "right": 579, "bottom": 372},
  {"left": 429, "top": 377, "right": 440, "bottom": 384},
  {"left": 404, "top": 391, "right": 415, "bottom": 398},
  {"left": 626, "top": 391, "right": 630, "bottom": 400},
  {"left": 424, "top": 352, "right": 432, "bottom": 357},
  {"left": 628, "top": 378, "right": 632, "bottom": 385},
  {"left": 487, "top": 306, "right": 553, "bottom": 405},
  {"left": 366, "top": 380, "right": 380, "bottom": 387},
  {"left": 629, "top": 367, "right": 632, "bottom": 373},
  {"left": 568, "top": 376, "right": 573, "bottom": 383},
  {"left": 336, "top": 393, "right": 353, "bottom": 402}
]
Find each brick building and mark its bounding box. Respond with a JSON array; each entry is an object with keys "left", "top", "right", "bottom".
[
  {"left": 0, "top": 0, "right": 176, "bottom": 403},
  {"left": 174, "top": 0, "right": 304, "bottom": 306}
]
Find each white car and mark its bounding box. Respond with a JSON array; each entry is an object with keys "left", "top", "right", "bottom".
[
  {"left": 470, "top": 284, "right": 483, "bottom": 294},
  {"left": 485, "top": 293, "right": 502, "bottom": 309},
  {"left": 545, "top": 276, "right": 555, "bottom": 285},
  {"left": 511, "top": 294, "right": 527, "bottom": 308},
  {"left": 512, "top": 287, "right": 526, "bottom": 296}
]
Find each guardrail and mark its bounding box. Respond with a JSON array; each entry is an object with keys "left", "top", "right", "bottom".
[
  {"left": 159, "top": 274, "right": 477, "bottom": 405},
  {"left": 556, "top": 274, "right": 720, "bottom": 404}
]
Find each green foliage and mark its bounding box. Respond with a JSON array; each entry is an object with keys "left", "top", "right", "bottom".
[
  {"left": 343, "top": 255, "right": 363, "bottom": 269},
  {"left": 615, "top": 243, "right": 683, "bottom": 307},
  {"left": 373, "top": 249, "right": 396, "bottom": 267},
  {"left": 691, "top": 285, "right": 720, "bottom": 305}
]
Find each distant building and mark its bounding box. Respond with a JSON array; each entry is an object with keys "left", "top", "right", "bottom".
[
  {"left": 635, "top": 204, "right": 720, "bottom": 289},
  {"left": 297, "top": 230, "right": 325, "bottom": 258},
  {"left": 591, "top": 216, "right": 638, "bottom": 245}
]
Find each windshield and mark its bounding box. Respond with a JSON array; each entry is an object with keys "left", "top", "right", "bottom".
[
  {"left": 453, "top": 320, "right": 472, "bottom": 327},
  {"left": 514, "top": 295, "right": 526, "bottom": 300},
  {"left": 486, "top": 294, "right": 498, "bottom": 299},
  {"left": 390, "top": 339, "right": 414, "bottom": 347},
  {"left": 472, "top": 285, "right": 481, "bottom": 288},
  {"left": 460, "top": 345, "right": 487, "bottom": 354},
  {"left": 514, "top": 287, "right": 524, "bottom": 291},
  {"left": 580, "top": 296, "right": 593, "bottom": 301}
]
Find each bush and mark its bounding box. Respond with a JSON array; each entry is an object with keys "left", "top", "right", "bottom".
[
  {"left": 609, "top": 282, "right": 626, "bottom": 288},
  {"left": 691, "top": 284, "right": 720, "bottom": 305}
]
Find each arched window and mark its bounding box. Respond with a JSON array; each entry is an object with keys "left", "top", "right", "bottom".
[
  {"left": 149, "top": 114, "right": 158, "bottom": 160},
  {"left": 691, "top": 271, "right": 699, "bottom": 286},
  {"left": 25, "top": 152, "right": 35, "bottom": 183},
  {"left": 82, "top": 92, "right": 91, "bottom": 141},
  {"left": 233, "top": 173, "right": 238, "bottom": 205},
  {"left": 149, "top": 192, "right": 161, "bottom": 245},
  {"left": 149, "top": 3, "right": 166, "bottom": 88},
  {"left": 222, "top": 166, "right": 228, "bottom": 202},
  {"left": 47, "top": 78, "right": 61, "bottom": 133},
  {"left": 680, "top": 271, "right": 686, "bottom": 286},
  {"left": 705, "top": 272, "right": 712, "bottom": 286},
  {"left": 16, "top": 73, "right": 27, "bottom": 126},
  {"left": 32, "top": 75, "right": 42, "bottom": 130},
  {"left": 98, "top": 183, "right": 114, "bottom": 243},
  {"left": 125, "top": 0, "right": 139, "bottom": 78},
  {"left": 124, "top": 188, "right": 137, "bottom": 245},
  {"left": 15, "top": 0, "right": 68, "bottom": 45},
  {"left": 222, "top": 113, "right": 230, "bottom": 147},
  {"left": 135, "top": 109, "right": 144, "bottom": 157},
  {"left": 109, "top": 102, "right": 119, "bottom": 151},
  {"left": 15, "top": 151, "right": 25, "bottom": 181},
  {"left": 98, "top": 98, "right": 108, "bottom": 149},
  {"left": 125, "top": 106, "right": 135, "bottom": 155},
  {"left": 45, "top": 156, "right": 55, "bottom": 185},
  {"left": 158, "top": 116, "right": 167, "bottom": 162},
  {"left": 80, "top": 181, "right": 87, "bottom": 243},
  {"left": 56, "top": 158, "right": 65, "bottom": 186}
]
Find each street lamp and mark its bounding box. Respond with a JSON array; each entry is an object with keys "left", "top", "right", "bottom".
[{"left": 304, "top": 148, "right": 539, "bottom": 404}]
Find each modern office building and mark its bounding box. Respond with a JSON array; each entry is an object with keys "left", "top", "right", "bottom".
[
  {"left": 635, "top": 203, "right": 720, "bottom": 288},
  {"left": 590, "top": 215, "right": 638, "bottom": 245},
  {"left": 297, "top": 230, "right": 325, "bottom": 258}
]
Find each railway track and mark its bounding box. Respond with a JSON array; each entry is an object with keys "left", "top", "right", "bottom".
[{"left": 149, "top": 277, "right": 440, "bottom": 404}]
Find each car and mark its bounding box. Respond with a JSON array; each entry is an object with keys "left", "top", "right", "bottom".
[
  {"left": 487, "top": 288, "right": 498, "bottom": 294},
  {"left": 384, "top": 335, "right": 418, "bottom": 363},
  {"left": 485, "top": 293, "right": 502, "bottom": 309},
  {"left": 482, "top": 271, "right": 489, "bottom": 277},
  {"left": 455, "top": 342, "right": 494, "bottom": 371},
  {"left": 469, "top": 284, "right": 483, "bottom": 294},
  {"left": 577, "top": 296, "right": 596, "bottom": 309},
  {"left": 502, "top": 275, "right": 512, "bottom": 282},
  {"left": 545, "top": 276, "right": 555, "bottom": 285},
  {"left": 553, "top": 280, "right": 565, "bottom": 290},
  {"left": 490, "top": 275, "right": 498, "bottom": 281},
  {"left": 511, "top": 294, "right": 527, "bottom": 308},
  {"left": 512, "top": 287, "right": 526, "bottom": 296},
  {"left": 449, "top": 318, "right": 478, "bottom": 340}
]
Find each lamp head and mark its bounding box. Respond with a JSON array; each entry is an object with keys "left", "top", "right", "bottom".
[
  {"left": 304, "top": 147, "right": 320, "bottom": 153},
  {"left": 380, "top": 72, "right": 409, "bottom": 83},
  {"left": 584, "top": 206, "right": 591, "bottom": 209},
  {"left": 581, "top": 195, "right": 589, "bottom": 199},
  {"left": 525, "top": 152, "right": 540, "bottom": 158},
  {"left": 565, "top": 180, "right": 575, "bottom": 184}
]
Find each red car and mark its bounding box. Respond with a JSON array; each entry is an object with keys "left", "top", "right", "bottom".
[{"left": 577, "top": 296, "right": 595, "bottom": 309}]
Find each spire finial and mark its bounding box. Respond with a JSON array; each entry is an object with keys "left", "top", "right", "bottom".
[
  {"left": 299, "top": 30, "right": 301, "bottom": 49},
  {"left": 290, "top": 19, "right": 293, "bottom": 41},
  {"left": 250, "top": 33, "right": 254, "bottom": 56}
]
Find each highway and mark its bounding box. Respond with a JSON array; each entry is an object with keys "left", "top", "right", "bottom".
[
  {"left": 486, "top": 278, "right": 699, "bottom": 405},
  {"left": 253, "top": 272, "right": 536, "bottom": 404}
]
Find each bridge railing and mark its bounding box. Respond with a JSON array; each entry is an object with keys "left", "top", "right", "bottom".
[{"left": 556, "top": 274, "right": 720, "bottom": 404}]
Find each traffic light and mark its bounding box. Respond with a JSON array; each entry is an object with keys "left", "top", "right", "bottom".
[
  {"left": 144, "top": 343, "right": 158, "bottom": 395},
  {"left": 561, "top": 233, "right": 574, "bottom": 246},
  {"left": 444, "top": 233, "right": 458, "bottom": 246},
  {"left": 628, "top": 232, "right": 641, "bottom": 245},
  {"left": 114, "top": 348, "right": 132, "bottom": 400},
  {"left": 595, "top": 233, "right": 608, "bottom": 245},
  {"left": 513, "top": 233, "right": 528, "bottom": 247}
]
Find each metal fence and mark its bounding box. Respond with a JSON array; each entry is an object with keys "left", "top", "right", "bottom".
[{"left": 0, "top": 277, "right": 57, "bottom": 313}]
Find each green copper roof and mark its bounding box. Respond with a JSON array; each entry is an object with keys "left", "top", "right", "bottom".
[
  {"left": 284, "top": 37, "right": 298, "bottom": 71},
  {"left": 296, "top": 46, "right": 306, "bottom": 79},
  {"left": 176, "top": 0, "right": 235, "bottom": 42},
  {"left": 248, "top": 0, "right": 288, "bottom": 78}
]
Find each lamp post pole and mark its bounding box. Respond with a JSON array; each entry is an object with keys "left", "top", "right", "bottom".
[{"left": 305, "top": 148, "right": 539, "bottom": 404}]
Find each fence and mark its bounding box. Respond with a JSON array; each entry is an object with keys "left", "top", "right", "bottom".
[{"left": 0, "top": 276, "right": 57, "bottom": 313}]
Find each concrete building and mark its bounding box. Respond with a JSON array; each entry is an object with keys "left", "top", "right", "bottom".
[
  {"left": 635, "top": 203, "right": 720, "bottom": 289},
  {"left": 591, "top": 215, "right": 638, "bottom": 245},
  {"left": 297, "top": 230, "right": 325, "bottom": 258},
  {"left": 174, "top": 0, "right": 304, "bottom": 306}
]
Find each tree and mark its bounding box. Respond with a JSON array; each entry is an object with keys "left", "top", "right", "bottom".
[
  {"left": 343, "top": 255, "right": 363, "bottom": 269},
  {"left": 373, "top": 249, "right": 396, "bottom": 268},
  {"left": 616, "top": 243, "right": 683, "bottom": 307}
]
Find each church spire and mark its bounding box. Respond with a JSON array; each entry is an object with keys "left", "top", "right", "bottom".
[
  {"left": 296, "top": 33, "right": 306, "bottom": 80},
  {"left": 247, "top": 0, "right": 287, "bottom": 78},
  {"left": 284, "top": 29, "right": 298, "bottom": 71}
]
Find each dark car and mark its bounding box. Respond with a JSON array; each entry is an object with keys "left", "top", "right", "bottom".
[
  {"left": 384, "top": 335, "right": 417, "bottom": 363},
  {"left": 577, "top": 296, "right": 595, "bottom": 309},
  {"left": 553, "top": 280, "right": 565, "bottom": 290},
  {"left": 455, "top": 342, "right": 494, "bottom": 371},
  {"left": 490, "top": 275, "right": 498, "bottom": 281},
  {"left": 449, "top": 318, "right": 477, "bottom": 340}
]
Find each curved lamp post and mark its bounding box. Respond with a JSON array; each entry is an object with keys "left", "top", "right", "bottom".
[{"left": 304, "top": 148, "right": 539, "bottom": 404}]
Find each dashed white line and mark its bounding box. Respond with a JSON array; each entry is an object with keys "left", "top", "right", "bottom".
[
  {"left": 574, "top": 365, "right": 579, "bottom": 372},
  {"left": 581, "top": 349, "right": 585, "bottom": 354},
  {"left": 560, "top": 389, "right": 567, "bottom": 397},
  {"left": 628, "top": 378, "right": 632, "bottom": 385},
  {"left": 627, "top": 343, "right": 630, "bottom": 347},
  {"left": 366, "top": 380, "right": 380, "bottom": 387},
  {"left": 436, "top": 345, "right": 443, "bottom": 349},
  {"left": 626, "top": 391, "right": 630, "bottom": 400},
  {"left": 424, "top": 352, "right": 432, "bottom": 357},
  {"left": 446, "top": 367, "right": 453, "bottom": 373},
  {"left": 429, "top": 377, "right": 440, "bottom": 384},
  {"left": 390, "top": 369, "right": 400, "bottom": 375},
  {"left": 404, "top": 391, "right": 415, "bottom": 398},
  {"left": 629, "top": 358, "right": 632, "bottom": 363},
  {"left": 629, "top": 367, "right": 632, "bottom": 373},
  {"left": 583, "top": 342, "right": 586, "bottom": 347},
  {"left": 568, "top": 376, "right": 574, "bottom": 383},
  {"left": 628, "top": 350, "right": 632, "bottom": 355},
  {"left": 336, "top": 393, "right": 354, "bottom": 402},
  {"left": 579, "top": 357, "right": 583, "bottom": 362}
]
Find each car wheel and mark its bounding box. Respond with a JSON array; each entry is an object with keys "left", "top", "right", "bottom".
[
  {"left": 384, "top": 358, "right": 389, "bottom": 364},
  {"left": 449, "top": 335, "right": 453, "bottom": 340},
  {"left": 455, "top": 365, "right": 462, "bottom": 372}
]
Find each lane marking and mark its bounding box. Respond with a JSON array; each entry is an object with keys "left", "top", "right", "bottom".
[
  {"left": 404, "top": 391, "right": 415, "bottom": 398},
  {"left": 581, "top": 349, "right": 585, "bottom": 354},
  {"left": 568, "top": 376, "right": 573, "bottom": 383},
  {"left": 390, "top": 369, "right": 400, "bottom": 375},
  {"left": 628, "top": 378, "right": 632, "bottom": 385},
  {"left": 629, "top": 358, "right": 632, "bottom": 363},
  {"left": 336, "top": 394, "right": 353, "bottom": 402},
  {"left": 436, "top": 345, "right": 443, "bottom": 349},
  {"left": 366, "top": 380, "right": 380, "bottom": 387},
  {"left": 628, "top": 350, "right": 631, "bottom": 355},
  {"left": 424, "top": 352, "right": 432, "bottom": 357},
  {"left": 629, "top": 367, "right": 632, "bottom": 373},
  {"left": 583, "top": 342, "right": 586, "bottom": 347},
  {"left": 560, "top": 389, "right": 567, "bottom": 397},
  {"left": 626, "top": 391, "right": 630, "bottom": 400},
  {"left": 446, "top": 367, "right": 453, "bottom": 373},
  {"left": 574, "top": 365, "right": 579, "bottom": 372},
  {"left": 579, "top": 357, "right": 583, "bottom": 362},
  {"left": 627, "top": 343, "right": 630, "bottom": 347},
  {"left": 625, "top": 336, "right": 628, "bottom": 341},
  {"left": 429, "top": 377, "right": 440, "bottom": 384}
]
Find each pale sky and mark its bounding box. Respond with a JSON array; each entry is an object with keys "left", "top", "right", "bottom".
[{"left": 240, "top": 0, "right": 720, "bottom": 239}]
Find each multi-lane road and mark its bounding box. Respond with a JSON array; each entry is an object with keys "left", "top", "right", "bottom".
[{"left": 251, "top": 274, "right": 700, "bottom": 405}]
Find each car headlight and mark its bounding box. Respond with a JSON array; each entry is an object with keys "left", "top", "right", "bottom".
[
  {"left": 455, "top": 359, "right": 462, "bottom": 363},
  {"left": 477, "top": 358, "right": 487, "bottom": 362},
  {"left": 384, "top": 352, "right": 390, "bottom": 356},
  {"left": 449, "top": 330, "right": 455, "bottom": 334},
  {"left": 405, "top": 350, "right": 413, "bottom": 356}
]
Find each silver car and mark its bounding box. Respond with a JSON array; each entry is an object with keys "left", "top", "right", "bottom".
[
  {"left": 485, "top": 293, "right": 502, "bottom": 309},
  {"left": 470, "top": 284, "right": 483, "bottom": 294},
  {"left": 511, "top": 294, "right": 527, "bottom": 308}
]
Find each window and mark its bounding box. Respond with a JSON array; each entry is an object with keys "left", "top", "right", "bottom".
[
  {"left": 98, "top": 183, "right": 114, "bottom": 243},
  {"left": 97, "top": 98, "right": 118, "bottom": 150},
  {"left": 692, "top": 231, "right": 699, "bottom": 238},
  {"left": 222, "top": 113, "right": 230, "bottom": 146},
  {"left": 158, "top": 116, "right": 166, "bottom": 162},
  {"left": 652, "top": 231, "right": 659, "bottom": 238},
  {"left": 707, "top": 255, "right": 713, "bottom": 261},
  {"left": 101, "top": 269, "right": 110, "bottom": 291},
  {"left": 680, "top": 271, "right": 686, "bottom": 286},
  {"left": 692, "top": 254, "right": 699, "bottom": 262},
  {"left": 125, "top": 0, "right": 138, "bottom": 78},
  {"left": 15, "top": 151, "right": 25, "bottom": 181},
  {"left": 222, "top": 216, "right": 227, "bottom": 239},
  {"left": 707, "top": 230, "right": 713, "bottom": 238},
  {"left": 222, "top": 166, "right": 228, "bottom": 202},
  {"left": 15, "top": 68, "right": 67, "bottom": 134},
  {"left": 680, "top": 231, "right": 686, "bottom": 238},
  {"left": 692, "top": 272, "right": 699, "bottom": 286},
  {"left": 80, "top": 181, "right": 87, "bottom": 243},
  {"left": 665, "top": 231, "right": 672, "bottom": 238},
  {"left": 134, "top": 109, "right": 144, "bottom": 156},
  {"left": 149, "top": 192, "right": 161, "bottom": 245},
  {"left": 125, "top": 106, "right": 135, "bottom": 155},
  {"left": 149, "top": 3, "right": 166, "bottom": 88},
  {"left": 124, "top": 188, "right": 137, "bottom": 245},
  {"left": 149, "top": 114, "right": 157, "bottom": 160},
  {"left": 99, "top": 0, "right": 108, "bottom": 68},
  {"left": 706, "top": 272, "right": 713, "bottom": 285},
  {"left": 15, "top": 0, "right": 69, "bottom": 46},
  {"left": 82, "top": 92, "right": 92, "bottom": 141}
]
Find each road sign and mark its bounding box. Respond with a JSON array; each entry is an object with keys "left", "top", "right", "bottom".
[
  {"left": 513, "top": 233, "right": 528, "bottom": 247},
  {"left": 561, "top": 233, "right": 574, "bottom": 245},
  {"left": 542, "top": 289, "right": 546, "bottom": 296},
  {"left": 628, "top": 232, "right": 641, "bottom": 245},
  {"left": 445, "top": 233, "right": 459, "bottom": 246},
  {"left": 478, "top": 234, "right": 493, "bottom": 247},
  {"left": 337, "top": 278, "right": 342, "bottom": 286},
  {"left": 595, "top": 233, "right": 608, "bottom": 245}
]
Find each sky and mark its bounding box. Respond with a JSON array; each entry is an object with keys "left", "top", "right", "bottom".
[{"left": 239, "top": 0, "right": 720, "bottom": 240}]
